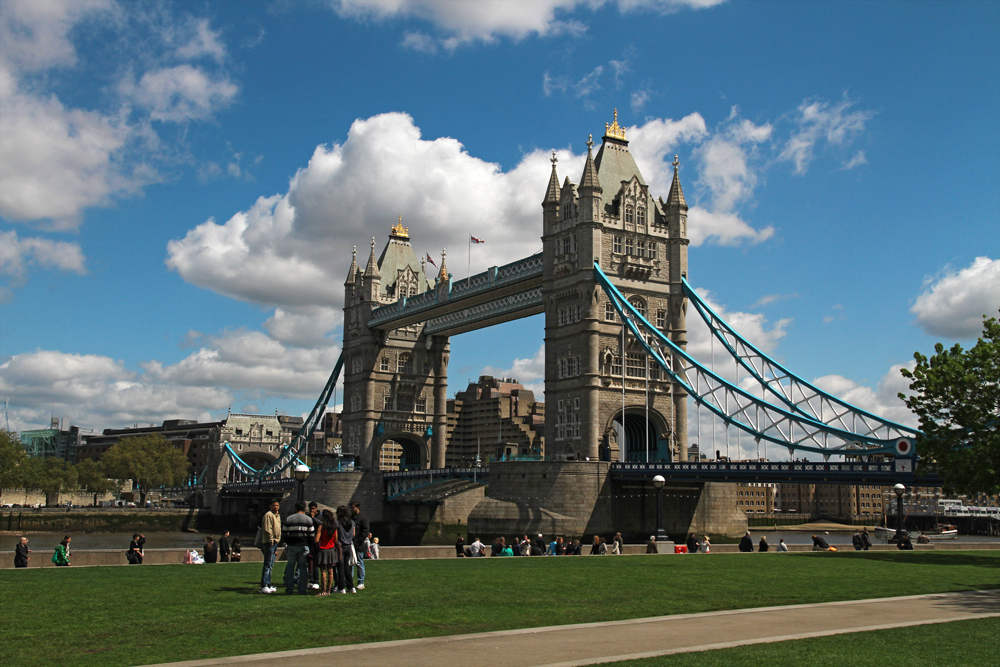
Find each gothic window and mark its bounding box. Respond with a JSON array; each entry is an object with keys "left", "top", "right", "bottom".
[
  {"left": 351, "top": 357, "right": 363, "bottom": 374},
  {"left": 613, "top": 235, "right": 622, "bottom": 254},
  {"left": 625, "top": 206, "right": 634, "bottom": 224},
  {"left": 611, "top": 355, "right": 622, "bottom": 376},
  {"left": 629, "top": 296, "right": 647, "bottom": 317},
  {"left": 397, "top": 354, "right": 414, "bottom": 374},
  {"left": 648, "top": 242, "right": 657, "bottom": 260},
  {"left": 626, "top": 353, "right": 646, "bottom": 378},
  {"left": 605, "top": 302, "right": 616, "bottom": 321},
  {"left": 563, "top": 203, "right": 573, "bottom": 219},
  {"left": 637, "top": 239, "right": 646, "bottom": 257},
  {"left": 415, "top": 396, "right": 427, "bottom": 413},
  {"left": 637, "top": 207, "right": 646, "bottom": 227},
  {"left": 650, "top": 364, "right": 661, "bottom": 381},
  {"left": 350, "top": 393, "right": 362, "bottom": 412},
  {"left": 625, "top": 237, "right": 635, "bottom": 255},
  {"left": 397, "top": 393, "right": 414, "bottom": 412},
  {"left": 380, "top": 356, "right": 390, "bottom": 372},
  {"left": 384, "top": 395, "right": 394, "bottom": 410},
  {"left": 656, "top": 309, "right": 667, "bottom": 330}
]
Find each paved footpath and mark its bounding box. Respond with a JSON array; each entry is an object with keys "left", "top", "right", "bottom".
[{"left": 144, "top": 590, "right": 1000, "bottom": 667}]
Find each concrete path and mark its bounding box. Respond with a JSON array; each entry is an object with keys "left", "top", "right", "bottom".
[{"left": 142, "top": 589, "right": 1000, "bottom": 667}]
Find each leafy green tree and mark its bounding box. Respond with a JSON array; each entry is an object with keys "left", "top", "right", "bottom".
[
  {"left": 899, "top": 313, "right": 1000, "bottom": 495},
  {"left": 0, "top": 430, "right": 28, "bottom": 490},
  {"left": 101, "top": 433, "right": 190, "bottom": 505},
  {"left": 31, "top": 457, "right": 79, "bottom": 505},
  {"left": 75, "top": 458, "right": 120, "bottom": 503}
]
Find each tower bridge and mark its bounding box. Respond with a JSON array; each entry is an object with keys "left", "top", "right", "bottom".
[{"left": 218, "top": 111, "right": 921, "bottom": 540}]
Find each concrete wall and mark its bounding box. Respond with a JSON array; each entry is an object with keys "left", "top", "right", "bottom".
[{"left": 293, "top": 470, "right": 385, "bottom": 520}]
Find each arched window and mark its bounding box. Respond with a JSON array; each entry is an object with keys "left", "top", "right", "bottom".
[
  {"left": 636, "top": 207, "right": 646, "bottom": 227},
  {"left": 624, "top": 206, "right": 634, "bottom": 224},
  {"left": 397, "top": 353, "right": 414, "bottom": 374},
  {"left": 628, "top": 296, "right": 647, "bottom": 318}
]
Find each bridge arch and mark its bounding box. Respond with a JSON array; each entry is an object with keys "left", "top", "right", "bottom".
[
  {"left": 604, "top": 408, "right": 671, "bottom": 463},
  {"left": 373, "top": 431, "right": 429, "bottom": 471},
  {"left": 224, "top": 450, "right": 277, "bottom": 483}
]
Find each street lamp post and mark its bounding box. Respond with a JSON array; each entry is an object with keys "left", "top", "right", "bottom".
[
  {"left": 294, "top": 464, "right": 310, "bottom": 504},
  {"left": 893, "top": 483, "right": 905, "bottom": 542},
  {"left": 652, "top": 475, "right": 668, "bottom": 543}
]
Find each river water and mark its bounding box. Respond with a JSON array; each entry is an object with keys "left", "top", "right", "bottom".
[{"left": 2, "top": 531, "right": 997, "bottom": 552}]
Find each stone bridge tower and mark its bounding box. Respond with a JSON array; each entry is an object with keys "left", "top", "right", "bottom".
[
  {"left": 341, "top": 221, "right": 450, "bottom": 470},
  {"left": 541, "top": 111, "right": 689, "bottom": 463}
]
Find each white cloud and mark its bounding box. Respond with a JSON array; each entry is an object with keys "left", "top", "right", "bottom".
[
  {"left": 842, "top": 150, "right": 867, "bottom": 170},
  {"left": 328, "top": 0, "right": 721, "bottom": 50},
  {"left": 123, "top": 64, "right": 238, "bottom": 122},
  {"left": 0, "top": 0, "right": 111, "bottom": 73},
  {"left": 264, "top": 307, "right": 344, "bottom": 347},
  {"left": 779, "top": 95, "right": 874, "bottom": 175},
  {"left": 812, "top": 362, "right": 917, "bottom": 429},
  {"left": 0, "top": 350, "right": 229, "bottom": 431},
  {"left": 630, "top": 88, "right": 651, "bottom": 112},
  {"left": 0, "top": 230, "right": 86, "bottom": 296},
  {"left": 481, "top": 344, "right": 546, "bottom": 397},
  {"left": 175, "top": 18, "right": 228, "bottom": 62},
  {"left": 911, "top": 256, "right": 1000, "bottom": 339}
]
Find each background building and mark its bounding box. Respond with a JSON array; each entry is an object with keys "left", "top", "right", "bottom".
[{"left": 445, "top": 375, "right": 544, "bottom": 467}]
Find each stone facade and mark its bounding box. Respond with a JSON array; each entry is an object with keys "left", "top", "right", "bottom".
[
  {"left": 341, "top": 224, "right": 450, "bottom": 471},
  {"left": 540, "top": 112, "right": 689, "bottom": 463}
]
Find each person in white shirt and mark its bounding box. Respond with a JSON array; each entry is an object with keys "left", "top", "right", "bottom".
[{"left": 469, "top": 537, "right": 485, "bottom": 557}]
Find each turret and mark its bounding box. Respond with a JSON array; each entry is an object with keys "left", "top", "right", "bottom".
[
  {"left": 665, "top": 155, "right": 688, "bottom": 239},
  {"left": 361, "top": 237, "right": 380, "bottom": 303},
  {"left": 578, "top": 135, "right": 602, "bottom": 224},
  {"left": 542, "top": 150, "right": 561, "bottom": 232},
  {"left": 344, "top": 245, "right": 359, "bottom": 304}
]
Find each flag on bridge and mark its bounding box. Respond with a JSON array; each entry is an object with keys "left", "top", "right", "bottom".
[
  {"left": 470, "top": 235, "right": 484, "bottom": 244},
  {"left": 425, "top": 253, "right": 437, "bottom": 267}
]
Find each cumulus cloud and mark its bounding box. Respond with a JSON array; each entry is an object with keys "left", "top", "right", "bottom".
[
  {"left": 911, "top": 257, "right": 1000, "bottom": 339},
  {"left": 328, "top": 0, "right": 722, "bottom": 50},
  {"left": 0, "top": 350, "right": 229, "bottom": 431},
  {"left": 779, "top": 95, "right": 874, "bottom": 175},
  {"left": 812, "top": 362, "right": 917, "bottom": 429},
  {"left": 1, "top": 326, "right": 341, "bottom": 430},
  {"left": 0, "top": 2, "right": 237, "bottom": 231}
]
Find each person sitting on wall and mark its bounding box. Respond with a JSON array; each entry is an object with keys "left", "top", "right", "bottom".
[
  {"left": 203, "top": 536, "right": 218, "bottom": 563},
  {"left": 897, "top": 532, "right": 914, "bottom": 550},
  {"left": 455, "top": 535, "right": 466, "bottom": 557},
  {"left": 758, "top": 535, "right": 769, "bottom": 552},
  {"left": 469, "top": 537, "right": 486, "bottom": 557},
  {"left": 739, "top": 531, "right": 754, "bottom": 553},
  {"left": 646, "top": 536, "right": 658, "bottom": 554}
]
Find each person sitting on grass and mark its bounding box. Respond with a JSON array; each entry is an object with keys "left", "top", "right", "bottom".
[{"left": 52, "top": 536, "right": 71, "bottom": 566}]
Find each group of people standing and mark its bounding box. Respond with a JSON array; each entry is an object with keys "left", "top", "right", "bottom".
[
  {"left": 258, "top": 498, "right": 375, "bottom": 596},
  {"left": 198, "top": 532, "right": 241, "bottom": 563}
]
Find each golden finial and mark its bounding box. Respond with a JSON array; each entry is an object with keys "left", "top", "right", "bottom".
[
  {"left": 604, "top": 107, "right": 626, "bottom": 141},
  {"left": 390, "top": 214, "right": 409, "bottom": 239}
]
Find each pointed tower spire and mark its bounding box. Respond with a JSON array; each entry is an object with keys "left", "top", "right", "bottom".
[
  {"left": 437, "top": 248, "right": 448, "bottom": 282},
  {"left": 544, "top": 150, "right": 561, "bottom": 204},
  {"left": 344, "top": 245, "right": 359, "bottom": 284},
  {"left": 363, "top": 236, "right": 379, "bottom": 277},
  {"left": 579, "top": 134, "right": 602, "bottom": 193},
  {"left": 666, "top": 155, "right": 687, "bottom": 210}
]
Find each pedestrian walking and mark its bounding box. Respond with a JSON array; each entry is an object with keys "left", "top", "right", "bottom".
[
  {"left": 350, "top": 502, "right": 369, "bottom": 590},
  {"left": 861, "top": 528, "right": 872, "bottom": 551},
  {"left": 283, "top": 501, "right": 315, "bottom": 594},
  {"left": 700, "top": 536, "right": 711, "bottom": 553},
  {"left": 612, "top": 532, "right": 624, "bottom": 555},
  {"left": 686, "top": 533, "right": 700, "bottom": 553},
  {"left": 852, "top": 529, "right": 864, "bottom": 551},
  {"left": 259, "top": 499, "right": 282, "bottom": 594},
  {"left": 52, "top": 536, "right": 71, "bottom": 566},
  {"left": 127, "top": 533, "right": 145, "bottom": 564},
  {"left": 14, "top": 537, "right": 30, "bottom": 568}
]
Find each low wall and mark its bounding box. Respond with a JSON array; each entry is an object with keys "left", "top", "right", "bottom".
[
  {"left": 1, "top": 509, "right": 203, "bottom": 533},
  {"left": 4, "top": 541, "right": 997, "bottom": 569}
]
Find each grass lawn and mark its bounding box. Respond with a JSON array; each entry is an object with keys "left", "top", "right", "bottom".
[
  {"left": 604, "top": 617, "right": 1000, "bottom": 667},
  {"left": 1, "top": 551, "right": 997, "bottom": 667}
]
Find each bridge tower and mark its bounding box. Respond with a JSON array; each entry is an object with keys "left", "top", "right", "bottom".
[
  {"left": 341, "top": 221, "right": 450, "bottom": 471},
  {"left": 541, "top": 110, "right": 689, "bottom": 463}
]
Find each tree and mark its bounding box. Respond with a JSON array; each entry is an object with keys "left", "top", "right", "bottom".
[
  {"left": 101, "top": 434, "right": 190, "bottom": 505},
  {"left": 21, "top": 457, "right": 79, "bottom": 506},
  {"left": 0, "top": 430, "right": 27, "bottom": 490},
  {"left": 899, "top": 313, "right": 1000, "bottom": 495},
  {"left": 75, "top": 458, "right": 120, "bottom": 504}
]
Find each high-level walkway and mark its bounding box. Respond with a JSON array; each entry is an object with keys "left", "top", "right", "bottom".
[{"left": 142, "top": 589, "right": 999, "bottom": 667}]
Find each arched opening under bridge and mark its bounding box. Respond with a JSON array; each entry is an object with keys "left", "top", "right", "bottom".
[
  {"left": 225, "top": 452, "right": 276, "bottom": 483},
  {"left": 376, "top": 435, "right": 426, "bottom": 471},
  {"left": 608, "top": 409, "right": 671, "bottom": 463}
]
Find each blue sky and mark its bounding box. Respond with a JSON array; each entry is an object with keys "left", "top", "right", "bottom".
[{"left": 1, "top": 0, "right": 997, "bottom": 456}]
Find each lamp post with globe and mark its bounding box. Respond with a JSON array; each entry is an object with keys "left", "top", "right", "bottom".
[
  {"left": 893, "top": 483, "right": 905, "bottom": 542},
  {"left": 652, "top": 475, "right": 668, "bottom": 542},
  {"left": 294, "top": 464, "right": 311, "bottom": 504}
]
